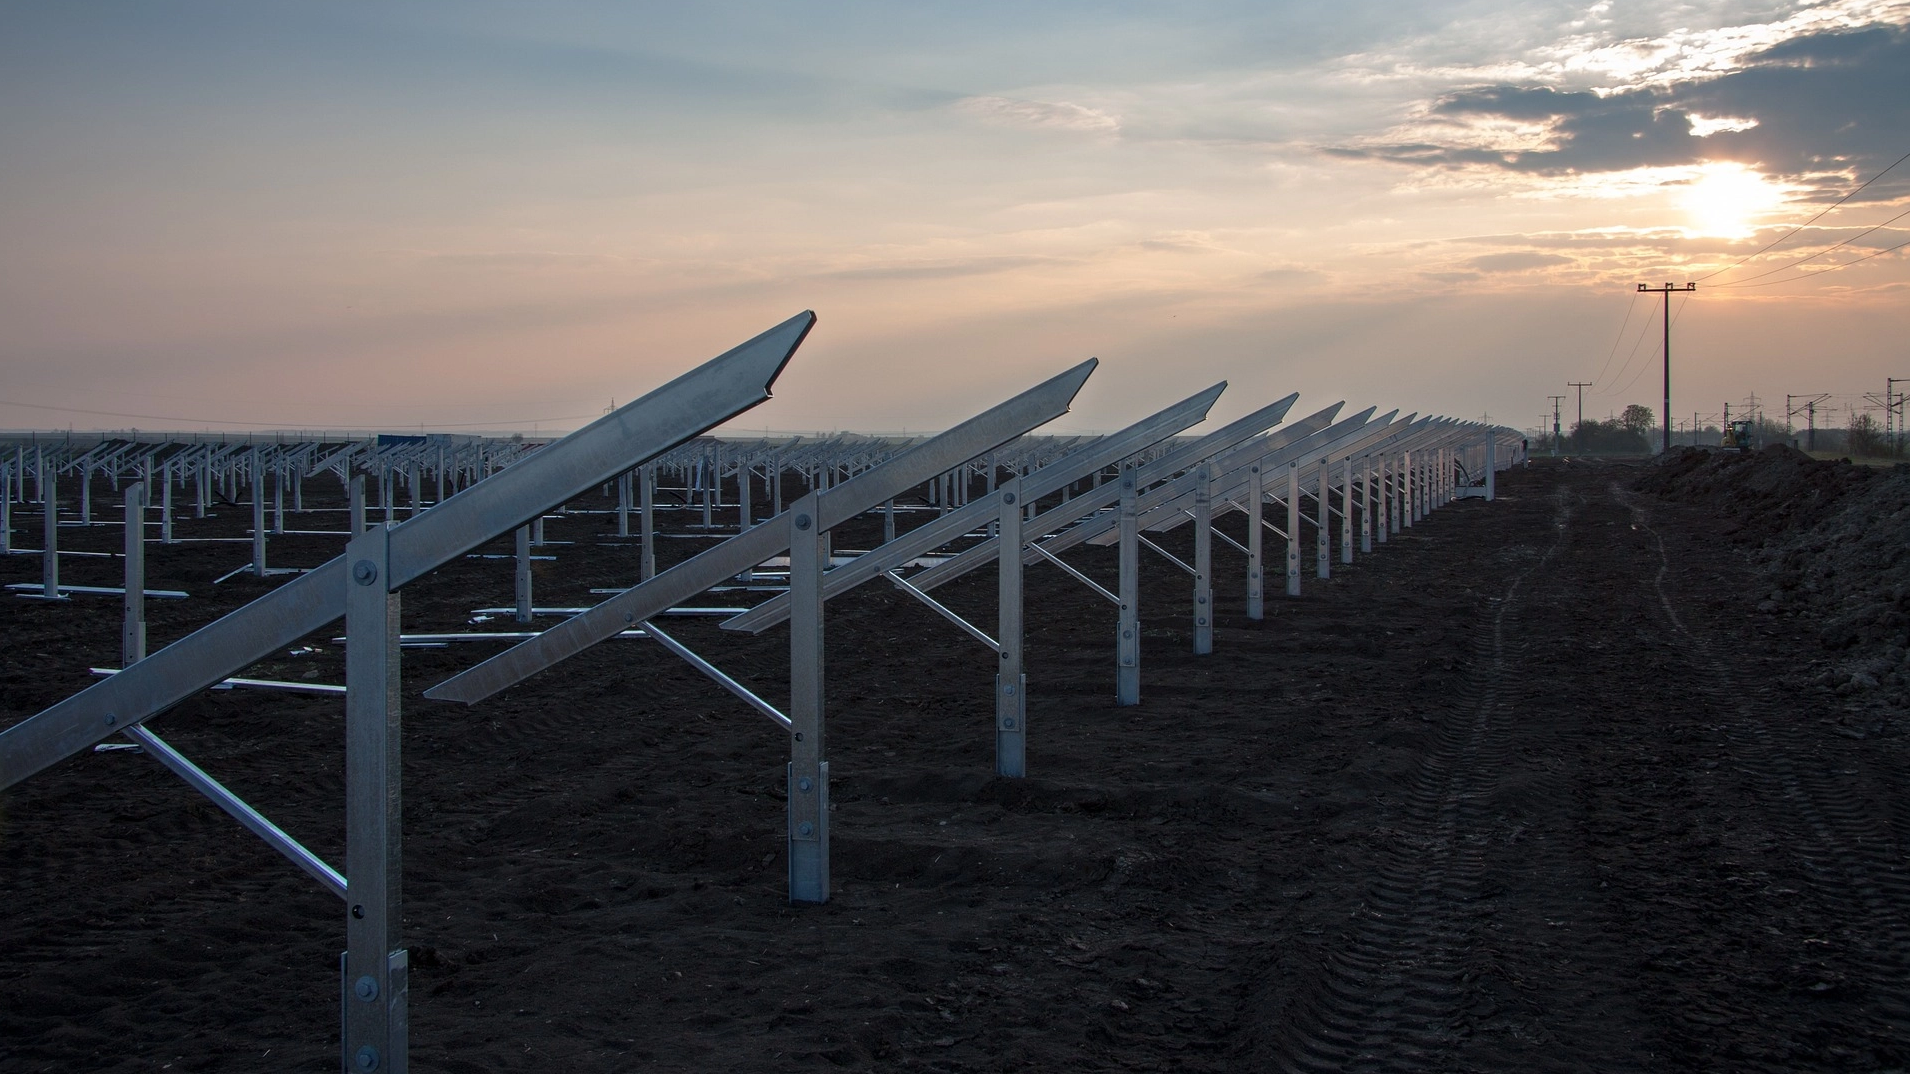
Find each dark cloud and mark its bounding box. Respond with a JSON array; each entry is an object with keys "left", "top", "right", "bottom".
[{"left": 1334, "top": 26, "right": 1909, "bottom": 186}]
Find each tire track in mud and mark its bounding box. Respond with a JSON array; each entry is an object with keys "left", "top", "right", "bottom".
[
  {"left": 1613, "top": 483, "right": 1909, "bottom": 1040},
  {"left": 1264, "top": 485, "right": 1579, "bottom": 1073}
]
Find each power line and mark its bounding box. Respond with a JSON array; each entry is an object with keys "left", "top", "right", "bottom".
[
  {"left": 1597, "top": 298, "right": 1662, "bottom": 396},
  {"left": 1588, "top": 291, "right": 1642, "bottom": 393},
  {"left": 1711, "top": 240, "right": 1910, "bottom": 290},
  {"left": 1696, "top": 153, "right": 1909, "bottom": 282},
  {"left": 1710, "top": 212, "right": 1909, "bottom": 287},
  {"left": 1610, "top": 291, "right": 1690, "bottom": 398}
]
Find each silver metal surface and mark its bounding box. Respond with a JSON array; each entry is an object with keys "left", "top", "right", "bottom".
[
  {"left": 122, "top": 723, "right": 347, "bottom": 900},
  {"left": 1116, "top": 465, "right": 1139, "bottom": 706},
  {"left": 514, "top": 526, "right": 532, "bottom": 625},
  {"left": 1025, "top": 542, "right": 1119, "bottom": 605},
  {"left": 1246, "top": 462, "right": 1264, "bottom": 620},
  {"left": 885, "top": 570, "right": 1000, "bottom": 651},
  {"left": 123, "top": 486, "right": 146, "bottom": 667},
  {"left": 719, "top": 383, "right": 1224, "bottom": 634},
  {"left": 0, "top": 312, "right": 812, "bottom": 790},
  {"left": 787, "top": 493, "right": 828, "bottom": 904},
  {"left": 426, "top": 358, "right": 1095, "bottom": 704},
  {"left": 344, "top": 524, "right": 406, "bottom": 1073},
  {"left": 995, "top": 478, "right": 1026, "bottom": 777},
  {"left": 1192, "top": 464, "right": 1213, "bottom": 655},
  {"left": 640, "top": 621, "right": 790, "bottom": 730}
]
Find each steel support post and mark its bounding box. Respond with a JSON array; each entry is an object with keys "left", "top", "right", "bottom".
[
  {"left": 1245, "top": 463, "right": 1264, "bottom": 621},
  {"left": 1360, "top": 458, "right": 1373, "bottom": 554},
  {"left": 1387, "top": 454, "right": 1400, "bottom": 535},
  {"left": 1340, "top": 457, "right": 1354, "bottom": 564},
  {"left": 124, "top": 486, "right": 145, "bottom": 666},
  {"left": 196, "top": 459, "right": 208, "bottom": 518},
  {"left": 787, "top": 493, "right": 829, "bottom": 904},
  {"left": 1115, "top": 466, "right": 1140, "bottom": 706},
  {"left": 883, "top": 498, "right": 896, "bottom": 544},
  {"left": 1484, "top": 434, "right": 1496, "bottom": 501},
  {"left": 1191, "top": 464, "right": 1213, "bottom": 655},
  {"left": 350, "top": 477, "right": 367, "bottom": 536},
  {"left": 81, "top": 466, "right": 92, "bottom": 523},
  {"left": 995, "top": 478, "right": 1026, "bottom": 777},
  {"left": 344, "top": 524, "right": 407, "bottom": 1074},
  {"left": 1402, "top": 451, "right": 1415, "bottom": 528},
  {"left": 514, "top": 525, "right": 533, "bottom": 625},
  {"left": 738, "top": 463, "right": 752, "bottom": 531},
  {"left": 1, "top": 467, "right": 11, "bottom": 554},
  {"left": 617, "top": 472, "right": 631, "bottom": 538},
  {"left": 42, "top": 470, "right": 58, "bottom": 598},
  {"left": 273, "top": 464, "right": 285, "bottom": 534},
  {"left": 1315, "top": 458, "right": 1330, "bottom": 580},
  {"left": 252, "top": 456, "right": 268, "bottom": 579},
  {"left": 161, "top": 468, "right": 174, "bottom": 544},
  {"left": 639, "top": 465, "right": 656, "bottom": 581},
  {"left": 1285, "top": 463, "right": 1301, "bottom": 597}
]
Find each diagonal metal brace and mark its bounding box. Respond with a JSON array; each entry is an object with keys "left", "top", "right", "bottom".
[
  {"left": 884, "top": 570, "right": 1000, "bottom": 652},
  {"left": 1027, "top": 541, "right": 1121, "bottom": 605}
]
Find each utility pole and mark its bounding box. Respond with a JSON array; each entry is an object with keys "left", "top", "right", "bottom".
[
  {"left": 1567, "top": 381, "right": 1592, "bottom": 441},
  {"left": 1548, "top": 395, "right": 1566, "bottom": 454},
  {"left": 1887, "top": 377, "right": 1907, "bottom": 445},
  {"left": 1787, "top": 393, "right": 1830, "bottom": 451},
  {"left": 1637, "top": 281, "right": 1696, "bottom": 454}
]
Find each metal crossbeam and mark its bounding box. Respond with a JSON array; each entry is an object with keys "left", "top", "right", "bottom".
[
  {"left": 425, "top": 358, "right": 1097, "bottom": 705},
  {"left": 901, "top": 399, "right": 1328, "bottom": 597},
  {"left": 718, "top": 383, "right": 1231, "bottom": 634},
  {"left": 0, "top": 312, "right": 814, "bottom": 790}
]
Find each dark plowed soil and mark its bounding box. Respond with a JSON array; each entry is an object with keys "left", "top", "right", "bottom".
[{"left": 1, "top": 457, "right": 1904, "bottom": 1072}]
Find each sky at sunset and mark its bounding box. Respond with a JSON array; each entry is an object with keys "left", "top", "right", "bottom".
[{"left": 2, "top": 1, "right": 1905, "bottom": 439}]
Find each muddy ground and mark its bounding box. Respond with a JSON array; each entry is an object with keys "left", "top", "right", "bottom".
[{"left": 1, "top": 453, "right": 1905, "bottom": 1072}]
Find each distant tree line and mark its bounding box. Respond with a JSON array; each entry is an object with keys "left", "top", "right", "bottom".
[{"left": 1565, "top": 404, "right": 1653, "bottom": 454}]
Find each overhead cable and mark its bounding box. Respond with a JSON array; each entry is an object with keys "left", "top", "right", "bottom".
[
  {"left": 1696, "top": 153, "right": 1909, "bottom": 282},
  {"left": 1609, "top": 293, "right": 1688, "bottom": 399},
  {"left": 1717, "top": 240, "right": 1910, "bottom": 289},
  {"left": 1589, "top": 290, "right": 1643, "bottom": 392},
  {"left": 1709, "top": 213, "right": 1909, "bottom": 287}
]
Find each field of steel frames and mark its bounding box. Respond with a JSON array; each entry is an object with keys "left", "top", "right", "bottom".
[{"left": 1, "top": 314, "right": 1904, "bottom": 1072}]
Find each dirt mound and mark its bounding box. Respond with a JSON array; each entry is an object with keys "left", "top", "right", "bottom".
[{"left": 1638, "top": 446, "right": 1909, "bottom": 702}]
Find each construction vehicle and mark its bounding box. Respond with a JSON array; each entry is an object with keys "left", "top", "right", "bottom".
[{"left": 1721, "top": 418, "right": 1755, "bottom": 453}]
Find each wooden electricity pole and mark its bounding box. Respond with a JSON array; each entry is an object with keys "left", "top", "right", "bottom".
[
  {"left": 1567, "top": 381, "right": 1592, "bottom": 444},
  {"left": 1637, "top": 282, "right": 1696, "bottom": 453}
]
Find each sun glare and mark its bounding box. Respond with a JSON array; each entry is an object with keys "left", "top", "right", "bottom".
[{"left": 1678, "top": 163, "right": 1785, "bottom": 239}]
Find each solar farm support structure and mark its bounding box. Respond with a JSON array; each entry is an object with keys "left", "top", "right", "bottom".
[
  {"left": 424, "top": 357, "right": 1102, "bottom": 905},
  {"left": 716, "top": 381, "right": 1260, "bottom": 774},
  {"left": 3, "top": 344, "right": 1522, "bottom": 1071},
  {"left": 0, "top": 311, "right": 816, "bottom": 1074}
]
